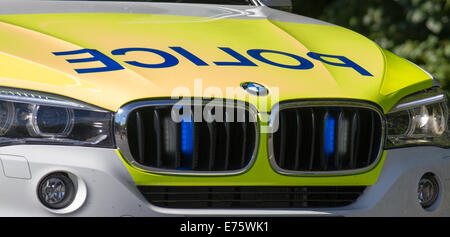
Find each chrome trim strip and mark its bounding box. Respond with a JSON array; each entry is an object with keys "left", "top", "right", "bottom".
[
  {"left": 394, "top": 94, "right": 444, "bottom": 111},
  {"left": 267, "top": 100, "right": 386, "bottom": 176},
  {"left": 0, "top": 86, "right": 106, "bottom": 112},
  {"left": 389, "top": 87, "right": 446, "bottom": 113},
  {"left": 114, "top": 99, "right": 260, "bottom": 176}
]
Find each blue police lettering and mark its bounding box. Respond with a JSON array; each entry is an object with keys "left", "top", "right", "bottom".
[
  {"left": 53, "top": 48, "right": 124, "bottom": 74},
  {"left": 170, "top": 46, "right": 209, "bottom": 66},
  {"left": 307, "top": 52, "right": 373, "bottom": 76},
  {"left": 247, "top": 49, "right": 314, "bottom": 70},
  {"left": 54, "top": 47, "right": 373, "bottom": 77},
  {"left": 111, "top": 47, "right": 179, "bottom": 68}
]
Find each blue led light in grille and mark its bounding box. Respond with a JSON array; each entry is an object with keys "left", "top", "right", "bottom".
[
  {"left": 180, "top": 114, "right": 194, "bottom": 158},
  {"left": 324, "top": 114, "right": 335, "bottom": 158}
]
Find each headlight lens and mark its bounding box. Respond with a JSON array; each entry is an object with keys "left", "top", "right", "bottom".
[
  {"left": 386, "top": 88, "right": 449, "bottom": 148},
  {"left": 0, "top": 87, "right": 114, "bottom": 147}
]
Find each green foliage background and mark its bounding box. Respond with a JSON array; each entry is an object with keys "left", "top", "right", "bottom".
[{"left": 291, "top": 0, "right": 449, "bottom": 91}]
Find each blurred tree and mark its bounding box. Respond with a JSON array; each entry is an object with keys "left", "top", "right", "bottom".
[{"left": 291, "top": 0, "right": 449, "bottom": 91}]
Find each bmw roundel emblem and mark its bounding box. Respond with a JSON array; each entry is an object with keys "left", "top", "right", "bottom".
[{"left": 241, "top": 82, "right": 269, "bottom": 96}]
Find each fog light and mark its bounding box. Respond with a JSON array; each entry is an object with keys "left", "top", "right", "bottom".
[
  {"left": 418, "top": 173, "right": 439, "bottom": 209},
  {"left": 38, "top": 173, "right": 76, "bottom": 209}
]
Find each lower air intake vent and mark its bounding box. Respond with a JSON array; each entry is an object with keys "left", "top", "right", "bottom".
[
  {"left": 138, "top": 186, "right": 366, "bottom": 208},
  {"left": 270, "top": 102, "right": 384, "bottom": 173},
  {"left": 116, "top": 100, "right": 258, "bottom": 173}
]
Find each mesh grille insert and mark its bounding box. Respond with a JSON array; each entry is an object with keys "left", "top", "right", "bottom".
[{"left": 138, "top": 186, "right": 366, "bottom": 208}]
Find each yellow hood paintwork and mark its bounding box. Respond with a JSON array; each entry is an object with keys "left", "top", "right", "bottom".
[
  {"left": 0, "top": 3, "right": 437, "bottom": 186},
  {"left": 0, "top": 12, "right": 432, "bottom": 113}
]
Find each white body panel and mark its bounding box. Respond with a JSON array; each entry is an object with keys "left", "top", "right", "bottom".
[{"left": 0, "top": 145, "right": 449, "bottom": 216}]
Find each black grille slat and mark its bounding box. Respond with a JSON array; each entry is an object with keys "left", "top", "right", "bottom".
[
  {"left": 294, "top": 110, "right": 302, "bottom": 170},
  {"left": 173, "top": 122, "right": 181, "bottom": 169},
  {"left": 308, "top": 108, "right": 315, "bottom": 171},
  {"left": 126, "top": 102, "right": 256, "bottom": 172},
  {"left": 335, "top": 110, "right": 344, "bottom": 170},
  {"left": 273, "top": 104, "right": 382, "bottom": 172},
  {"left": 207, "top": 121, "right": 217, "bottom": 171},
  {"left": 223, "top": 118, "right": 231, "bottom": 170},
  {"left": 153, "top": 109, "right": 162, "bottom": 167},
  {"left": 367, "top": 111, "right": 375, "bottom": 166},
  {"left": 349, "top": 111, "right": 360, "bottom": 169},
  {"left": 135, "top": 111, "right": 145, "bottom": 164},
  {"left": 320, "top": 109, "right": 328, "bottom": 170},
  {"left": 240, "top": 116, "right": 248, "bottom": 168},
  {"left": 192, "top": 121, "right": 200, "bottom": 170},
  {"left": 139, "top": 186, "right": 366, "bottom": 208},
  {"left": 278, "top": 113, "right": 287, "bottom": 168}
]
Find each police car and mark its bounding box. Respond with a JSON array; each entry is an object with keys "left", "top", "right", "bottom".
[{"left": 0, "top": 0, "right": 448, "bottom": 216}]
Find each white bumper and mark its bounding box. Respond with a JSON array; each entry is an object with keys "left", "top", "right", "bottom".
[{"left": 0, "top": 145, "right": 449, "bottom": 216}]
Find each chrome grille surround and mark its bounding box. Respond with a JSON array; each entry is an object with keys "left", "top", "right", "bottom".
[
  {"left": 268, "top": 100, "right": 386, "bottom": 176},
  {"left": 114, "top": 99, "right": 260, "bottom": 176}
]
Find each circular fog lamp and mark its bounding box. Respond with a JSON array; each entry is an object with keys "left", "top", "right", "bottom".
[
  {"left": 418, "top": 173, "right": 439, "bottom": 209},
  {"left": 38, "top": 173, "right": 76, "bottom": 209}
]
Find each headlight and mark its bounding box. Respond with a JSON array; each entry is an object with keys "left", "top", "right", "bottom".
[
  {"left": 386, "top": 88, "right": 449, "bottom": 148},
  {"left": 0, "top": 87, "right": 114, "bottom": 147}
]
